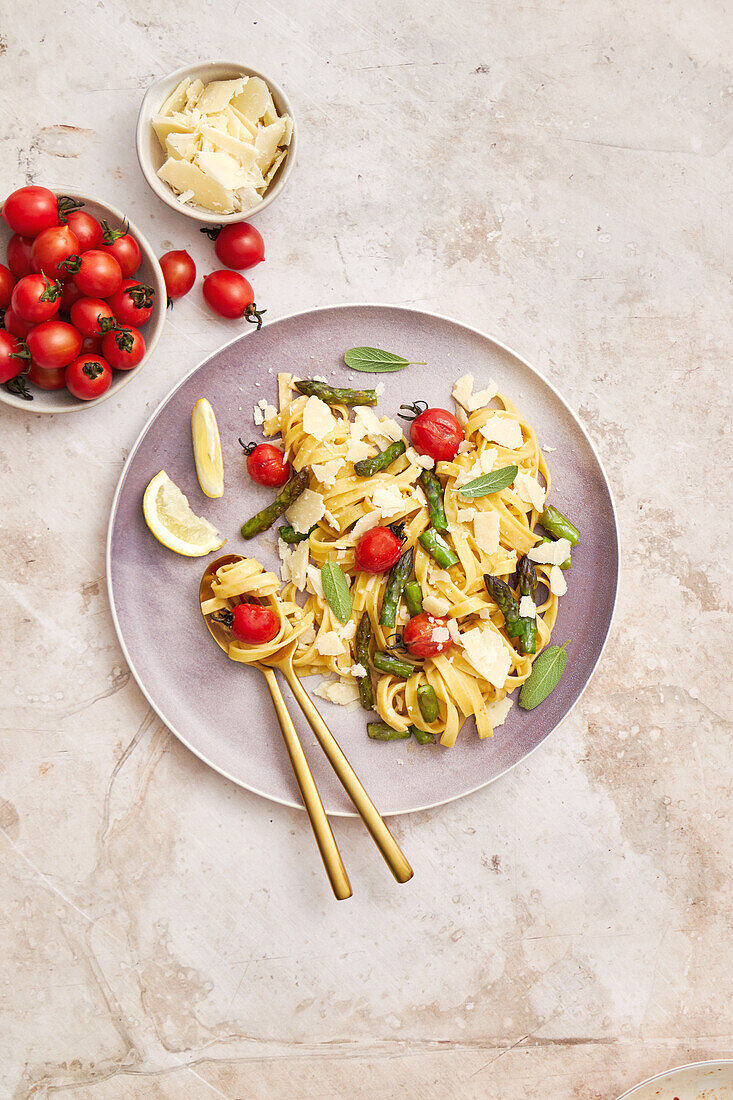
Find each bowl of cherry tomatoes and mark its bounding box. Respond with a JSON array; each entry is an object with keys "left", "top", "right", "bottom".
[{"left": 0, "top": 186, "right": 166, "bottom": 413}]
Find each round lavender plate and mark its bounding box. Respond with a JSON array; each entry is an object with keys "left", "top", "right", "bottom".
[{"left": 107, "top": 304, "right": 618, "bottom": 816}]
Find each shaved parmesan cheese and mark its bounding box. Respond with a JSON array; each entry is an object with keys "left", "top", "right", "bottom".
[
  {"left": 350, "top": 663, "right": 367, "bottom": 678},
  {"left": 306, "top": 564, "right": 324, "bottom": 599},
  {"left": 461, "top": 625, "right": 512, "bottom": 689},
  {"left": 377, "top": 418, "right": 404, "bottom": 443},
  {"left": 339, "top": 620, "right": 356, "bottom": 641},
  {"left": 231, "top": 77, "right": 271, "bottom": 122},
  {"left": 311, "top": 458, "right": 344, "bottom": 488},
  {"left": 473, "top": 511, "right": 500, "bottom": 554},
  {"left": 371, "top": 484, "right": 404, "bottom": 518},
  {"left": 286, "top": 488, "right": 326, "bottom": 534},
  {"left": 477, "top": 447, "right": 498, "bottom": 474},
  {"left": 255, "top": 119, "right": 286, "bottom": 169},
  {"left": 316, "top": 631, "right": 346, "bottom": 656},
  {"left": 313, "top": 679, "right": 361, "bottom": 708},
  {"left": 253, "top": 405, "right": 264, "bottom": 426},
  {"left": 197, "top": 78, "right": 247, "bottom": 114},
  {"left": 302, "top": 395, "right": 335, "bottom": 440},
  {"left": 457, "top": 439, "right": 473, "bottom": 455},
  {"left": 432, "top": 626, "right": 451, "bottom": 644},
  {"left": 486, "top": 696, "right": 513, "bottom": 727},
  {"left": 351, "top": 511, "right": 382, "bottom": 540},
  {"left": 158, "top": 78, "right": 192, "bottom": 117},
  {"left": 277, "top": 538, "right": 292, "bottom": 582},
  {"left": 289, "top": 541, "right": 309, "bottom": 591},
  {"left": 196, "top": 148, "right": 252, "bottom": 189},
  {"left": 479, "top": 416, "right": 523, "bottom": 450},
  {"left": 422, "top": 595, "right": 451, "bottom": 617},
  {"left": 405, "top": 447, "right": 435, "bottom": 470},
  {"left": 514, "top": 471, "right": 546, "bottom": 512},
  {"left": 157, "top": 158, "right": 236, "bottom": 213},
  {"left": 453, "top": 373, "right": 499, "bottom": 412},
  {"left": 446, "top": 618, "right": 462, "bottom": 645},
  {"left": 527, "top": 537, "right": 572, "bottom": 566},
  {"left": 346, "top": 438, "right": 373, "bottom": 463},
  {"left": 519, "top": 595, "right": 537, "bottom": 617},
  {"left": 297, "top": 623, "right": 316, "bottom": 646},
  {"left": 549, "top": 565, "right": 568, "bottom": 596},
  {"left": 354, "top": 406, "right": 383, "bottom": 438}
]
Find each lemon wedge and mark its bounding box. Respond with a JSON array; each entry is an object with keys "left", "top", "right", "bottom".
[
  {"left": 142, "top": 471, "right": 225, "bottom": 556},
  {"left": 191, "top": 398, "right": 224, "bottom": 498}
]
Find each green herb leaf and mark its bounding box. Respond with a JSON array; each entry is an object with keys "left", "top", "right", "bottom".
[
  {"left": 321, "top": 561, "right": 352, "bottom": 624},
  {"left": 343, "top": 346, "right": 426, "bottom": 373},
  {"left": 518, "top": 642, "right": 569, "bottom": 710},
  {"left": 457, "top": 464, "right": 518, "bottom": 499}
]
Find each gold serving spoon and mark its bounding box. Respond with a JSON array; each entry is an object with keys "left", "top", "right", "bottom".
[
  {"left": 200, "top": 555, "right": 351, "bottom": 901},
  {"left": 201, "top": 554, "right": 413, "bottom": 886}
]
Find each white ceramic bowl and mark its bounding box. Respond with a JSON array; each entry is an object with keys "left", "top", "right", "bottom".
[
  {"left": 0, "top": 189, "right": 166, "bottom": 414},
  {"left": 136, "top": 60, "right": 297, "bottom": 225}
]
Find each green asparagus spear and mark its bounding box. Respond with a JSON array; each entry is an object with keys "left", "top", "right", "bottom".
[
  {"left": 355, "top": 612, "right": 374, "bottom": 711},
  {"left": 540, "top": 505, "right": 580, "bottom": 546},
  {"left": 483, "top": 574, "right": 523, "bottom": 640},
  {"left": 410, "top": 724, "right": 436, "bottom": 745},
  {"left": 241, "top": 469, "right": 310, "bottom": 539},
  {"left": 418, "top": 529, "right": 459, "bottom": 569},
  {"left": 373, "top": 651, "right": 418, "bottom": 678},
  {"left": 516, "top": 554, "right": 537, "bottom": 655},
  {"left": 417, "top": 684, "right": 439, "bottom": 723},
  {"left": 403, "top": 580, "right": 423, "bottom": 616},
  {"left": 379, "top": 548, "right": 414, "bottom": 628},
  {"left": 295, "top": 379, "right": 377, "bottom": 406},
  {"left": 278, "top": 522, "right": 317, "bottom": 544},
  {"left": 354, "top": 439, "right": 406, "bottom": 477},
  {"left": 536, "top": 535, "right": 571, "bottom": 570},
  {"left": 420, "top": 470, "right": 448, "bottom": 532},
  {"left": 367, "top": 721, "right": 411, "bottom": 741}
]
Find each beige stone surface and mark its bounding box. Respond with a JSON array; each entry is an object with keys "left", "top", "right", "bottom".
[{"left": 1, "top": 1, "right": 731, "bottom": 1097}]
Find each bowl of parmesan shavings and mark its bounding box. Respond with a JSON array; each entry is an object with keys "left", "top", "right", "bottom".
[{"left": 136, "top": 60, "right": 296, "bottom": 224}]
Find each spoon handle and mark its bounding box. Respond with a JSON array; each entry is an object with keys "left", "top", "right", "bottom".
[
  {"left": 280, "top": 667, "right": 413, "bottom": 884},
  {"left": 260, "top": 667, "right": 352, "bottom": 900}
]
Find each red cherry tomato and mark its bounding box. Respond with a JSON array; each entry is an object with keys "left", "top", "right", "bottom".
[
  {"left": 59, "top": 279, "right": 84, "bottom": 313},
  {"left": 101, "top": 326, "right": 145, "bottom": 370},
  {"left": 63, "top": 209, "right": 102, "bottom": 252},
  {"left": 354, "top": 526, "right": 404, "bottom": 573},
  {"left": 26, "top": 321, "right": 82, "bottom": 370},
  {"left": 409, "top": 407, "right": 464, "bottom": 461},
  {"left": 98, "top": 221, "right": 141, "bottom": 277},
  {"left": 11, "top": 274, "right": 62, "bottom": 323},
  {"left": 402, "top": 612, "right": 454, "bottom": 658},
  {"left": 213, "top": 223, "right": 265, "bottom": 270},
  {"left": 70, "top": 297, "right": 116, "bottom": 338},
  {"left": 28, "top": 361, "right": 66, "bottom": 390},
  {"left": 70, "top": 250, "right": 123, "bottom": 298},
  {"left": 0, "top": 264, "right": 15, "bottom": 309},
  {"left": 202, "top": 269, "right": 263, "bottom": 326},
  {"left": 31, "top": 225, "right": 79, "bottom": 281},
  {"left": 106, "top": 278, "right": 155, "bottom": 326},
  {"left": 0, "top": 330, "right": 29, "bottom": 383},
  {"left": 65, "top": 354, "right": 112, "bottom": 400},
  {"left": 6, "top": 234, "right": 35, "bottom": 278},
  {"left": 243, "top": 442, "right": 290, "bottom": 487},
  {"left": 80, "top": 335, "right": 102, "bottom": 355},
  {"left": 2, "top": 186, "right": 59, "bottom": 237},
  {"left": 159, "top": 249, "right": 196, "bottom": 300},
  {"left": 230, "top": 602, "right": 279, "bottom": 645},
  {"left": 4, "top": 307, "right": 35, "bottom": 338}
]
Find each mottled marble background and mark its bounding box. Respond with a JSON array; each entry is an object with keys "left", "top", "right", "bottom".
[{"left": 1, "top": 2, "right": 731, "bottom": 1098}]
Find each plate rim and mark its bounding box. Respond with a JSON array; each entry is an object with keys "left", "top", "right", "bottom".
[
  {"left": 614, "top": 1059, "right": 733, "bottom": 1099},
  {"left": 105, "top": 302, "right": 620, "bottom": 817}
]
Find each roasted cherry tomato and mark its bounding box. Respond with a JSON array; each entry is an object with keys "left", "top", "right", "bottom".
[
  {"left": 4, "top": 307, "right": 35, "bottom": 338},
  {"left": 230, "top": 602, "right": 279, "bottom": 645},
  {"left": 63, "top": 209, "right": 102, "bottom": 252},
  {"left": 31, "top": 225, "right": 79, "bottom": 281},
  {"left": 26, "top": 321, "right": 82, "bottom": 370},
  {"left": 11, "top": 274, "right": 62, "bottom": 323},
  {"left": 98, "top": 221, "right": 141, "bottom": 277},
  {"left": 354, "top": 526, "right": 404, "bottom": 573},
  {"left": 101, "top": 326, "right": 145, "bottom": 370},
  {"left": 0, "top": 264, "right": 15, "bottom": 309},
  {"left": 106, "top": 278, "right": 155, "bottom": 326},
  {"left": 68, "top": 249, "right": 123, "bottom": 298},
  {"left": 6, "top": 234, "right": 35, "bottom": 278},
  {"left": 241, "top": 441, "right": 290, "bottom": 488},
  {"left": 59, "top": 279, "right": 84, "bottom": 313},
  {"left": 2, "top": 186, "right": 59, "bottom": 237},
  {"left": 65, "top": 354, "right": 112, "bottom": 400},
  {"left": 0, "top": 330, "right": 29, "bottom": 383},
  {"left": 202, "top": 269, "right": 264, "bottom": 327},
  {"left": 70, "top": 297, "right": 116, "bottom": 338},
  {"left": 402, "top": 612, "right": 454, "bottom": 658},
  {"left": 159, "top": 249, "right": 196, "bottom": 300},
  {"left": 212, "top": 223, "right": 265, "bottom": 270},
  {"left": 408, "top": 405, "right": 464, "bottom": 462},
  {"left": 28, "top": 361, "right": 66, "bottom": 390}
]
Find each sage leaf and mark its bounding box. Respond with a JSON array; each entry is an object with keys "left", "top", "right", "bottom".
[
  {"left": 457, "top": 464, "right": 518, "bottom": 499},
  {"left": 343, "top": 346, "right": 426, "bottom": 373},
  {"left": 519, "top": 642, "right": 569, "bottom": 710},
  {"left": 321, "top": 561, "right": 352, "bottom": 624}
]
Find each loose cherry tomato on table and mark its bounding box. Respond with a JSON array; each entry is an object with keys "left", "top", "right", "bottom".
[
  {"left": 159, "top": 249, "right": 196, "bottom": 301},
  {"left": 106, "top": 278, "right": 155, "bottom": 326},
  {"left": 0, "top": 330, "right": 29, "bottom": 383},
  {"left": 11, "top": 274, "right": 62, "bottom": 323},
  {"left": 98, "top": 221, "right": 141, "bottom": 277},
  {"left": 0, "top": 264, "right": 15, "bottom": 309},
  {"left": 207, "top": 222, "right": 265, "bottom": 270},
  {"left": 70, "top": 297, "right": 116, "bottom": 338},
  {"left": 2, "top": 186, "right": 59, "bottom": 236},
  {"left": 240, "top": 440, "right": 290, "bottom": 487},
  {"left": 400, "top": 402, "right": 464, "bottom": 462},
  {"left": 28, "top": 361, "right": 66, "bottom": 390},
  {"left": 6, "top": 235, "right": 35, "bottom": 278},
  {"left": 4, "top": 307, "right": 35, "bottom": 338},
  {"left": 26, "top": 321, "right": 82, "bottom": 370},
  {"left": 62, "top": 209, "right": 102, "bottom": 252},
  {"left": 66, "top": 250, "right": 123, "bottom": 298},
  {"left": 59, "top": 279, "right": 84, "bottom": 313},
  {"left": 31, "top": 225, "right": 79, "bottom": 281},
  {"left": 101, "top": 326, "right": 145, "bottom": 370},
  {"left": 402, "top": 612, "right": 454, "bottom": 658},
  {"left": 354, "top": 526, "right": 404, "bottom": 573},
  {"left": 230, "top": 602, "right": 279, "bottom": 645},
  {"left": 65, "top": 354, "right": 112, "bottom": 400},
  {"left": 202, "top": 270, "right": 264, "bottom": 327}
]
